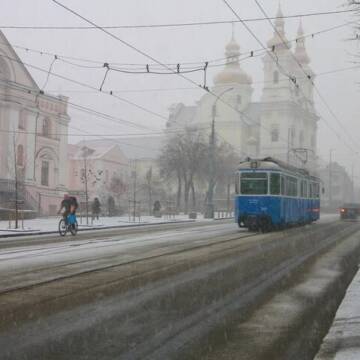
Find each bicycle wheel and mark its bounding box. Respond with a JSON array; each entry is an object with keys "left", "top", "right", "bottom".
[
  {"left": 70, "top": 221, "right": 78, "bottom": 236},
  {"left": 59, "top": 219, "right": 67, "bottom": 236}
]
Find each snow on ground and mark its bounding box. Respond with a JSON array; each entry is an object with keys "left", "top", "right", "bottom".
[
  {"left": 315, "top": 266, "right": 360, "bottom": 360},
  {"left": 0, "top": 212, "right": 233, "bottom": 236}
]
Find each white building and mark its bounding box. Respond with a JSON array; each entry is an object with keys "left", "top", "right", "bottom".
[{"left": 168, "top": 6, "right": 318, "bottom": 170}]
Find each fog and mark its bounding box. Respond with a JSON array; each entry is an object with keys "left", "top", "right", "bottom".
[{"left": 1, "top": 0, "right": 359, "bottom": 176}]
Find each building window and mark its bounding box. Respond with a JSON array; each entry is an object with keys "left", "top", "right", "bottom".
[
  {"left": 17, "top": 144, "right": 24, "bottom": 166},
  {"left": 41, "top": 161, "right": 49, "bottom": 186},
  {"left": 18, "top": 110, "right": 26, "bottom": 130},
  {"left": 42, "top": 118, "right": 51, "bottom": 137},
  {"left": 290, "top": 127, "right": 295, "bottom": 146},
  {"left": 273, "top": 71, "right": 279, "bottom": 84},
  {"left": 299, "top": 131, "right": 304, "bottom": 147},
  {"left": 311, "top": 134, "right": 316, "bottom": 148},
  {"left": 236, "top": 95, "right": 242, "bottom": 105},
  {"left": 271, "top": 125, "right": 279, "bottom": 142}
]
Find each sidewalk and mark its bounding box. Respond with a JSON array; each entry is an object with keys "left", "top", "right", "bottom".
[
  {"left": 0, "top": 215, "right": 197, "bottom": 237},
  {"left": 315, "top": 265, "right": 360, "bottom": 359}
]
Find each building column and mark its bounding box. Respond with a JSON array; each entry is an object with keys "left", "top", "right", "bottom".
[{"left": 57, "top": 116, "right": 68, "bottom": 190}]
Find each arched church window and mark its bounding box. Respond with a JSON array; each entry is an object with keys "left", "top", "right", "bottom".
[
  {"left": 271, "top": 125, "right": 279, "bottom": 142},
  {"left": 41, "top": 161, "right": 49, "bottom": 186},
  {"left": 17, "top": 145, "right": 24, "bottom": 166},
  {"left": 42, "top": 118, "right": 51, "bottom": 137},
  {"left": 18, "top": 110, "right": 26, "bottom": 130},
  {"left": 273, "top": 71, "right": 279, "bottom": 84}
]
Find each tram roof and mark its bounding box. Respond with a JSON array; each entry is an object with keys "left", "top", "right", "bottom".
[{"left": 238, "top": 157, "right": 316, "bottom": 178}]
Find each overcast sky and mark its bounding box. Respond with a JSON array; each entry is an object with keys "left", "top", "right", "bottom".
[{"left": 1, "top": 0, "right": 360, "bottom": 177}]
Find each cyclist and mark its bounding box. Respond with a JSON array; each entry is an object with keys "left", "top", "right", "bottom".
[{"left": 58, "top": 194, "right": 78, "bottom": 224}]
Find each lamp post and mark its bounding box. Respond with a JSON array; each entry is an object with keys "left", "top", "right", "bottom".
[
  {"left": 329, "top": 148, "right": 335, "bottom": 209},
  {"left": 204, "top": 87, "right": 234, "bottom": 219}
]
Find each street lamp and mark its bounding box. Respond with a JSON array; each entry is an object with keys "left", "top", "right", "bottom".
[
  {"left": 204, "top": 87, "right": 234, "bottom": 219},
  {"left": 329, "top": 148, "right": 335, "bottom": 209}
]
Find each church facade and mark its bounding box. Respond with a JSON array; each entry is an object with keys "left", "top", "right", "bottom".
[
  {"left": 168, "top": 6, "right": 318, "bottom": 170},
  {"left": 0, "top": 30, "right": 70, "bottom": 215}
]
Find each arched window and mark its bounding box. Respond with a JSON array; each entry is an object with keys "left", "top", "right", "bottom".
[
  {"left": 273, "top": 71, "right": 279, "bottom": 84},
  {"left": 18, "top": 110, "right": 26, "bottom": 130},
  {"left": 17, "top": 145, "right": 24, "bottom": 166},
  {"left": 41, "top": 161, "right": 49, "bottom": 186},
  {"left": 42, "top": 118, "right": 51, "bottom": 137}
]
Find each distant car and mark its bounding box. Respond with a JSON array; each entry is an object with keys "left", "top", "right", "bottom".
[{"left": 340, "top": 203, "right": 360, "bottom": 220}]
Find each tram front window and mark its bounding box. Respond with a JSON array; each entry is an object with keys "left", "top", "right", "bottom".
[{"left": 240, "top": 172, "right": 268, "bottom": 195}]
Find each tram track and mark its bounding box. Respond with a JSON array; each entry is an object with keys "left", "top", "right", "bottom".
[
  {"left": 0, "top": 220, "right": 357, "bottom": 359},
  {"left": 0, "top": 229, "right": 256, "bottom": 295}
]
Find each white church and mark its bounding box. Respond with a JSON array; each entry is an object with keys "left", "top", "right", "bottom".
[{"left": 167, "top": 6, "right": 319, "bottom": 169}]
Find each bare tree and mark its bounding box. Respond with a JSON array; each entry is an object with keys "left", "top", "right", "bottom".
[
  {"left": 159, "top": 127, "right": 207, "bottom": 213},
  {"left": 78, "top": 147, "right": 103, "bottom": 225},
  {"left": 145, "top": 166, "right": 153, "bottom": 215},
  {"left": 109, "top": 174, "right": 127, "bottom": 211}
]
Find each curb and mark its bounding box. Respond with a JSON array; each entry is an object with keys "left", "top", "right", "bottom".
[{"left": 0, "top": 219, "right": 197, "bottom": 239}]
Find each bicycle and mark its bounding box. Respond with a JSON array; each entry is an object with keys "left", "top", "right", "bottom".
[{"left": 58, "top": 213, "right": 78, "bottom": 236}]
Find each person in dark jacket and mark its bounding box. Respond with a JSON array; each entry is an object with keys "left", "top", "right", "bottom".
[
  {"left": 92, "top": 197, "right": 101, "bottom": 220},
  {"left": 58, "top": 194, "right": 78, "bottom": 223}
]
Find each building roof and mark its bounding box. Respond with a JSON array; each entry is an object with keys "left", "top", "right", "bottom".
[
  {"left": 74, "top": 136, "right": 164, "bottom": 161},
  {"left": 167, "top": 103, "right": 197, "bottom": 128},
  {"left": 70, "top": 141, "right": 123, "bottom": 160}
]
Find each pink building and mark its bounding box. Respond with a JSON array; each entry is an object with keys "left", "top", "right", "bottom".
[{"left": 67, "top": 141, "right": 129, "bottom": 209}]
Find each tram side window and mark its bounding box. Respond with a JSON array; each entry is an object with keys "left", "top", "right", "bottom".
[
  {"left": 301, "top": 180, "right": 307, "bottom": 198},
  {"left": 280, "top": 175, "right": 285, "bottom": 195},
  {"left": 285, "top": 176, "right": 298, "bottom": 197},
  {"left": 270, "top": 173, "right": 280, "bottom": 195},
  {"left": 309, "top": 182, "right": 316, "bottom": 198},
  {"left": 314, "top": 183, "right": 320, "bottom": 199},
  {"left": 240, "top": 172, "right": 268, "bottom": 195}
]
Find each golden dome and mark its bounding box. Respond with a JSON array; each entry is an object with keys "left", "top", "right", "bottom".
[{"left": 213, "top": 36, "right": 252, "bottom": 85}]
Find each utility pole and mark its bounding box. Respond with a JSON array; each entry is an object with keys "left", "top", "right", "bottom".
[
  {"left": 329, "top": 149, "right": 335, "bottom": 209},
  {"left": 12, "top": 134, "right": 19, "bottom": 229},
  {"left": 81, "top": 148, "right": 89, "bottom": 225},
  {"left": 205, "top": 104, "right": 216, "bottom": 219},
  {"left": 132, "top": 160, "right": 137, "bottom": 221},
  {"left": 205, "top": 87, "right": 234, "bottom": 219},
  {"left": 352, "top": 163, "right": 355, "bottom": 200}
]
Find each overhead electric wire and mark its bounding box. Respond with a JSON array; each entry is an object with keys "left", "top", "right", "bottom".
[
  {"left": 0, "top": 76, "right": 156, "bottom": 132},
  {"left": 0, "top": 52, "right": 169, "bottom": 123},
  {"left": 1, "top": 18, "right": 354, "bottom": 68},
  {"left": 39, "top": 64, "right": 360, "bottom": 94},
  {"left": 49, "top": 0, "right": 300, "bottom": 154},
  {"left": 0, "top": 78, "right": 214, "bottom": 144},
  {"left": 0, "top": 8, "right": 355, "bottom": 30}
]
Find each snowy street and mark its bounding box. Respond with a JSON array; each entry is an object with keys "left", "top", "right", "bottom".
[{"left": 1, "top": 214, "right": 355, "bottom": 359}]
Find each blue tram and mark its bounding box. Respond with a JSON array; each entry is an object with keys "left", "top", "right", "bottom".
[{"left": 235, "top": 157, "right": 320, "bottom": 231}]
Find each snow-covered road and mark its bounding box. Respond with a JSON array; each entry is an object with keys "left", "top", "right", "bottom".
[{"left": 0, "top": 214, "right": 339, "bottom": 293}]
